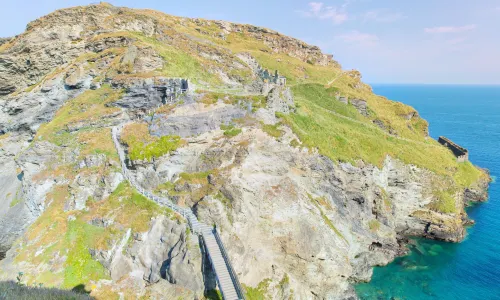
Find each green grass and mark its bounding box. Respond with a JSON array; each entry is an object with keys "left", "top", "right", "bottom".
[
  {"left": 196, "top": 90, "right": 266, "bottom": 112},
  {"left": 291, "top": 84, "right": 362, "bottom": 120},
  {"left": 9, "top": 197, "right": 21, "bottom": 208},
  {"left": 243, "top": 278, "right": 271, "bottom": 300},
  {"left": 121, "top": 123, "right": 183, "bottom": 161},
  {"left": 280, "top": 85, "right": 487, "bottom": 213},
  {"left": 261, "top": 123, "right": 284, "bottom": 138},
  {"left": 62, "top": 220, "right": 109, "bottom": 289},
  {"left": 289, "top": 139, "right": 300, "bottom": 148},
  {"left": 453, "top": 162, "right": 486, "bottom": 188},
  {"left": 35, "top": 85, "right": 122, "bottom": 146},
  {"left": 308, "top": 194, "right": 347, "bottom": 242},
  {"left": 132, "top": 33, "right": 222, "bottom": 86},
  {"left": 280, "top": 84, "right": 475, "bottom": 176},
  {"left": 128, "top": 135, "right": 182, "bottom": 161},
  {"left": 379, "top": 187, "right": 392, "bottom": 211},
  {"left": 179, "top": 171, "right": 212, "bottom": 183},
  {"left": 221, "top": 124, "right": 242, "bottom": 137},
  {"left": 213, "top": 191, "right": 232, "bottom": 209},
  {"left": 279, "top": 273, "right": 290, "bottom": 288},
  {"left": 429, "top": 190, "right": 457, "bottom": 214}
]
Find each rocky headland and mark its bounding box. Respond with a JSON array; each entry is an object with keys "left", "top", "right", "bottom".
[{"left": 0, "top": 3, "right": 490, "bottom": 299}]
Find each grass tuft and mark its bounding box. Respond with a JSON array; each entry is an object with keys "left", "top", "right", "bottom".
[{"left": 121, "top": 123, "right": 183, "bottom": 161}]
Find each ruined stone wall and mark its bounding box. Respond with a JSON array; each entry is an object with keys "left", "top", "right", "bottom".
[
  {"left": 111, "top": 77, "right": 189, "bottom": 109},
  {"left": 438, "top": 136, "right": 469, "bottom": 162},
  {"left": 257, "top": 69, "right": 286, "bottom": 86}
]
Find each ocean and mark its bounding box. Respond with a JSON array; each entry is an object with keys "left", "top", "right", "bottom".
[{"left": 355, "top": 85, "right": 500, "bottom": 300}]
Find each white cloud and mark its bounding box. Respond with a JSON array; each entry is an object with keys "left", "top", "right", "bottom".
[
  {"left": 363, "top": 10, "right": 405, "bottom": 23},
  {"left": 424, "top": 24, "right": 477, "bottom": 33},
  {"left": 299, "top": 2, "right": 349, "bottom": 24},
  {"left": 335, "top": 30, "right": 379, "bottom": 45}
]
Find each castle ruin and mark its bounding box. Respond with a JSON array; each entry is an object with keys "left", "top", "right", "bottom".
[
  {"left": 152, "top": 78, "right": 189, "bottom": 104},
  {"left": 258, "top": 68, "right": 286, "bottom": 86},
  {"left": 438, "top": 136, "right": 469, "bottom": 163}
]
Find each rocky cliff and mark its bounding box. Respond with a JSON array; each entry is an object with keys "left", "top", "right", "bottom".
[{"left": 0, "top": 3, "right": 489, "bottom": 299}]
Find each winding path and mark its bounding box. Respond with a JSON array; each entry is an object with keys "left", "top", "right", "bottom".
[{"left": 111, "top": 125, "right": 245, "bottom": 300}]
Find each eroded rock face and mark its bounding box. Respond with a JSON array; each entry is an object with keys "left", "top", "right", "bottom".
[
  {"left": 111, "top": 77, "right": 188, "bottom": 110},
  {"left": 150, "top": 102, "right": 247, "bottom": 138},
  {"left": 266, "top": 86, "right": 295, "bottom": 114},
  {"left": 91, "top": 215, "right": 208, "bottom": 297}
]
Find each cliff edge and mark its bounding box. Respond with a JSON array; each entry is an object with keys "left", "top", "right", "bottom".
[{"left": 0, "top": 3, "right": 489, "bottom": 299}]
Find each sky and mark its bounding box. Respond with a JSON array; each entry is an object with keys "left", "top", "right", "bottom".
[{"left": 1, "top": 0, "right": 499, "bottom": 84}]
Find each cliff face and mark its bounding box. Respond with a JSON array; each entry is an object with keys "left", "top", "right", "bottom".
[{"left": 0, "top": 3, "right": 489, "bottom": 299}]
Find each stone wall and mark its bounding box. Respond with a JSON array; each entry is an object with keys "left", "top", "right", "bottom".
[
  {"left": 258, "top": 69, "right": 286, "bottom": 86},
  {"left": 111, "top": 77, "right": 189, "bottom": 109},
  {"left": 438, "top": 136, "right": 469, "bottom": 162}
]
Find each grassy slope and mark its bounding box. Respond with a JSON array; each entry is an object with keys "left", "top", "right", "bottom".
[
  {"left": 7, "top": 4, "right": 488, "bottom": 293},
  {"left": 120, "top": 123, "right": 183, "bottom": 161},
  {"left": 14, "top": 182, "right": 177, "bottom": 289},
  {"left": 155, "top": 20, "right": 485, "bottom": 213},
  {"left": 26, "top": 4, "right": 485, "bottom": 214}
]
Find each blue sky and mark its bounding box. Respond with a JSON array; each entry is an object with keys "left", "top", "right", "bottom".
[{"left": 1, "top": 0, "right": 499, "bottom": 84}]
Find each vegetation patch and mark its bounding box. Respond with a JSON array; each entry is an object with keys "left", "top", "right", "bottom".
[
  {"left": 221, "top": 124, "right": 242, "bottom": 137},
  {"left": 289, "top": 139, "right": 300, "bottom": 148},
  {"left": 179, "top": 171, "right": 213, "bottom": 184},
  {"left": 9, "top": 197, "right": 21, "bottom": 208},
  {"left": 261, "top": 122, "right": 284, "bottom": 138},
  {"left": 200, "top": 92, "right": 221, "bottom": 105},
  {"left": 368, "top": 219, "right": 381, "bottom": 232},
  {"left": 77, "top": 128, "right": 119, "bottom": 162},
  {"left": 13, "top": 182, "right": 176, "bottom": 290},
  {"left": 308, "top": 194, "right": 347, "bottom": 243},
  {"left": 121, "top": 123, "right": 183, "bottom": 161},
  {"left": 63, "top": 219, "right": 109, "bottom": 289},
  {"left": 35, "top": 85, "right": 122, "bottom": 146},
  {"left": 279, "top": 84, "right": 485, "bottom": 197},
  {"left": 243, "top": 278, "right": 271, "bottom": 300},
  {"left": 133, "top": 33, "right": 221, "bottom": 86},
  {"left": 428, "top": 189, "right": 457, "bottom": 214}
]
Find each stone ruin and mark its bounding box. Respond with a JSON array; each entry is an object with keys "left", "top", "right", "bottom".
[
  {"left": 111, "top": 77, "right": 189, "bottom": 110},
  {"left": 152, "top": 78, "right": 189, "bottom": 104},
  {"left": 258, "top": 68, "right": 286, "bottom": 86},
  {"left": 336, "top": 94, "right": 369, "bottom": 116},
  {"left": 438, "top": 136, "right": 469, "bottom": 162}
]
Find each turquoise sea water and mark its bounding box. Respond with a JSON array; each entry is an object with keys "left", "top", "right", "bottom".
[{"left": 355, "top": 85, "right": 500, "bottom": 300}]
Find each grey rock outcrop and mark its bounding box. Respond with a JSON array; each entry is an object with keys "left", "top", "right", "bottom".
[
  {"left": 150, "top": 102, "right": 246, "bottom": 138},
  {"left": 92, "top": 215, "right": 206, "bottom": 295},
  {"left": 111, "top": 77, "right": 189, "bottom": 110},
  {"left": 350, "top": 99, "right": 368, "bottom": 116},
  {"left": 266, "top": 86, "right": 295, "bottom": 114},
  {"left": 0, "top": 140, "right": 59, "bottom": 255},
  {"left": 0, "top": 76, "right": 87, "bottom": 134}
]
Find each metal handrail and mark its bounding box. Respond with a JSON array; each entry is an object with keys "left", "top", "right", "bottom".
[{"left": 213, "top": 229, "right": 246, "bottom": 300}]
